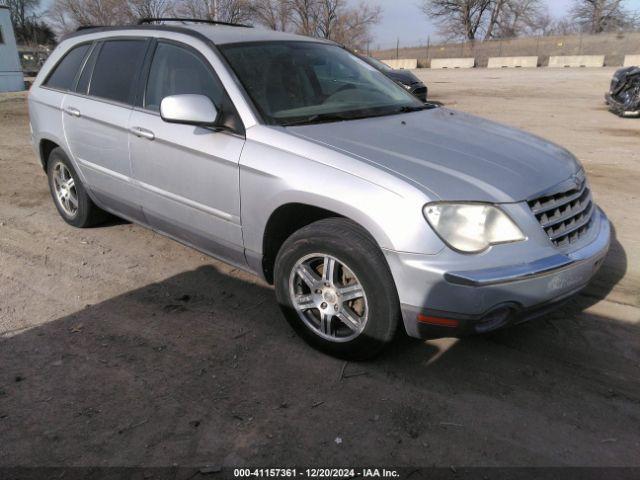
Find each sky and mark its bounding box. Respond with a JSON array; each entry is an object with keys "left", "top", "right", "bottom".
[{"left": 369, "top": 0, "right": 640, "bottom": 50}]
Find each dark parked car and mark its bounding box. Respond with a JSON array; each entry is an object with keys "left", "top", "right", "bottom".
[
  {"left": 360, "top": 55, "right": 428, "bottom": 102},
  {"left": 605, "top": 66, "right": 640, "bottom": 118}
]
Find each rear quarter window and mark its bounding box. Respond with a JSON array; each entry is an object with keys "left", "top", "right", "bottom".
[
  {"left": 89, "top": 39, "right": 148, "bottom": 105},
  {"left": 43, "top": 43, "right": 91, "bottom": 91}
]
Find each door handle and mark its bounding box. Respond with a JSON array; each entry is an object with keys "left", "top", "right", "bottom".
[
  {"left": 130, "top": 126, "right": 155, "bottom": 141},
  {"left": 64, "top": 107, "right": 81, "bottom": 117}
]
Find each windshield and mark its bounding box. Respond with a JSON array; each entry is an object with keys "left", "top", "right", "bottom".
[{"left": 218, "top": 42, "right": 426, "bottom": 126}]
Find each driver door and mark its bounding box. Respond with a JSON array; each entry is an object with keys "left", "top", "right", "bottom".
[{"left": 128, "top": 40, "right": 246, "bottom": 266}]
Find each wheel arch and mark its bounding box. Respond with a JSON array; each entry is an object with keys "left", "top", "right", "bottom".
[
  {"left": 39, "top": 138, "right": 59, "bottom": 170},
  {"left": 37, "top": 136, "right": 69, "bottom": 171},
  {"left": 260, "top": 201, "right": 390, "bottom": 284}
]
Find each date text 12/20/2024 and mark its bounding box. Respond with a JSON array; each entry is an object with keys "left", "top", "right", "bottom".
[{"left": 234, "top": 468, "right": 400, "bottom": 478}]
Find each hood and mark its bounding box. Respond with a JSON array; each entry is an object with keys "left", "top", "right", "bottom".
[
  {"left": 386, "top": 69, "right": 422, "bottom": 86},
  {"left": 287, "top": 108, "right": 581, "bottom": 203}
]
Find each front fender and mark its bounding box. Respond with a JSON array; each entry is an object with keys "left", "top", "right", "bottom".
[{"left": 239, "top": 128, "right": 445, "bottom": 257}]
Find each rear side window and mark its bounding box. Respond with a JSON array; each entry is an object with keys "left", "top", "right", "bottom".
[
  {"left": 89, "top": 40, "right": 147, "bottom": 105},
  {"left": 144, "top": 42, "right": 224, "bottom": 112},
  {"left": 44, "top": 44, "right": 91, "bottom": 91},
  {"left": 75, "top": 45, "right": 100, "bottom": 94}
]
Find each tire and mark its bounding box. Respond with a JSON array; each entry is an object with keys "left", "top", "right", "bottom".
[
  {"left": 274, "top": 218, "right": 400, "bottom": 360},
  {"left": 46, "top": 147, "right": 108, "bottom": 228}
]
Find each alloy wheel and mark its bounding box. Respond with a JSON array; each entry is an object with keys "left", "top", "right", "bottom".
[
  {"left": 52, "top": 162, "right": 78, "bottom": 218},
  {"left": 288, "top": 253, "right": 369, "bottom": 342}
]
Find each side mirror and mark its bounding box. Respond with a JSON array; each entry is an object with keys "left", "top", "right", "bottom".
[{"left": 160, "top": 94, "right": 219, "bottom": 126}]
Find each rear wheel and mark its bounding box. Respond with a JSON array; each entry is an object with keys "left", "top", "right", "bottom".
[
  {"left": 274, "top": 218, "right": 400, "bottom": 360},
  {"left": 47, "top": 147, "right": 108, "bottom": 227}
]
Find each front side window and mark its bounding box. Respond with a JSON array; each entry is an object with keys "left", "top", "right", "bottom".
[
  {"left": 43, "top": 43, "right": 91, "bottom": 91},
  {"left": 145, "top": 42, "right": 224, "bottom": 112},
  {"left": 89, "top": 39, "right": 147, "bottom": 105},
  {"left": 218, "top": 42, "right": 425, "bottom": 126}
]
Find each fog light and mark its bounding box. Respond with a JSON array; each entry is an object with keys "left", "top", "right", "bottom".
[{"left": 474, "top": 307, "right": 512, "bottom": 333}]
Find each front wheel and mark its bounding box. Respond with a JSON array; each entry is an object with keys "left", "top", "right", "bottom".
[{"left": 274, "top": 218, "right": 400, "bottom": 360}]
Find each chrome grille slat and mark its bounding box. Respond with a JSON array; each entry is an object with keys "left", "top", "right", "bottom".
[
  {"left": 547, "top": 202, "right": 594, "bottom": 240},
  {"left": 528, "top": 178, "right": 595, "bottom": 247},
  {"left": 529, "top": 183, "right": 587, "bottom": 215},
  {"left": 540, "top": 191, "right": 592, "bottom": 229}
]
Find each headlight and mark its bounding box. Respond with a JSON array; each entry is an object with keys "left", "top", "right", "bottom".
[{"left": 423, "top": 203, "right": 525, "bottom": 253}]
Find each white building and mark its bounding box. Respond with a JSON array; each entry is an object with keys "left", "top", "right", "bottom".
[{"left": 0, "top": 5, "right": 24, "bottom": 92}]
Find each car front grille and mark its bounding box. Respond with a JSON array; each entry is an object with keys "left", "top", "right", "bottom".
[{"left": 527, "top": 177, "right": 595, "bottom": 247}]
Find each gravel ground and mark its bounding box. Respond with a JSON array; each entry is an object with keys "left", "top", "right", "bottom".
[{"left": 0, "top": 68, "right": 639, "bottom": 468}]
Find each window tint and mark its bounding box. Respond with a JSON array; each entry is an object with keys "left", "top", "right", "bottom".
[
  {"left": 44, "top": 44, "right": 91, "bottom": 91},
  {"left": 89, "top": 40, "right": 147, "bottom": 105},
  {"left": 0, "top": 26, "right": 4, "bottom": 44},
  {"left": 145, "top": 42, "right": 224, "bottom": 112}
]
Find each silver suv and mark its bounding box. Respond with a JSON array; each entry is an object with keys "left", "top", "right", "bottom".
[{"left": 29, "top": 21, "right": 611, "bottom": 359}]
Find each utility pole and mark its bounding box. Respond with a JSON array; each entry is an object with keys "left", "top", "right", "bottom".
[{"left": 396, "top": 38, "right": 399, "bottom": 60}]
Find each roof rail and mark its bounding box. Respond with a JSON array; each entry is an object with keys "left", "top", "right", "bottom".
[
  {"left": 76, "top": 25, "right": 107, "bottom": 31},
  {"left": 137, "top": 17, "right": 252, "bottom": 28}
]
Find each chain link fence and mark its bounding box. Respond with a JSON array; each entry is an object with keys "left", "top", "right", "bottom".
[{"left": 373, "top": 31, "right": 640, "bottom": 68}]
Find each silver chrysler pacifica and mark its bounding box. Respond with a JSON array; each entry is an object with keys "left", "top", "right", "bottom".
[{"left": 28, "top": 20, "right": 611, "bottom": 359}]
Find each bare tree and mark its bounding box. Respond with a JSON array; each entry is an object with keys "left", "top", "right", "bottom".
[
  {"left": 421, "top": 0, "right": 492, "bottom": 41},
  {"left": 174, "top": 0, "right": 253, "bottom": 23},
  {"left": 313, "top": 0, "right": 380, "bottom": 45},
  {"left": 283, "top": 0, "right": 380, "bottom": 48},
  {"left": 329, "top": 1, "right": 381, "bottom": 49},
  {"left": 129, "top": 0, "right": 172, "bottom": 19},
  {"left": 2, "top": 0, "right": 40, "bottom": 30},
  {"left": 47, "top": 0, "right": 136, "bottom": 33},
  {"left": 250, "top": 0, "right": 291, "bottom": 30},
  {"left": 1, "top": 0, "right": 55, "bottom": 44},
  {"left": 44, "top": 0, "right": 379, "bottom": 43},
  {"left": 315, "top": 0, "right": 339, "bottom": 39},
  {"left": 289, "top": 0, "right": 318, "bottom": 36},
  {"left": 484, "top": 0, "right": 506, "bottom": 40},
  {"left": 570, "top": 0, "right": 638, "bottom": 34},
  {"left": 494, "top": 0, "right": 546, "bottom": 37}
]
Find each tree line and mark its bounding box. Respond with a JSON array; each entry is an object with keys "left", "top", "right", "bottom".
[
  {"left": 0, "top": 0, "right": 381, "bottom": 49},
  {"left": 422, "top": 0, "right": 640, "bottom": 41}
]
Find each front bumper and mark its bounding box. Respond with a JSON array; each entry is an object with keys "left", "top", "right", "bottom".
[{"left": 387, "top": 208, "right": 611, "bottom": 339}]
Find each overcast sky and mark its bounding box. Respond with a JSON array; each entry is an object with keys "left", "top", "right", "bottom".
[{"left": 370, "top": 0, "right": 640, "bottom": 49}]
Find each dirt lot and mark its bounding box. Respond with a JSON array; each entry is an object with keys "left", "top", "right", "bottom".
[{"left": 1, "top": 68, "right": 639, "bottom": 468}]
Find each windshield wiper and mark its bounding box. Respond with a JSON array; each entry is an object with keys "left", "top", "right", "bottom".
[
  {"left": 281, "top": 103, "right": 438, "bottom": 126},
  {"left": 281, "top": 112, "right": 356, "bottom": 126},
  {"left": 396, "top": 104, "right": 432, "bottom": 113}
]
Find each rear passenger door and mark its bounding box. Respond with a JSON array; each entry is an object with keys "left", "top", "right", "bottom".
[
  {"left": 62, "top": 38, "right": 149, "bottom": 222},
  {"left": 128, "top": 40, "right": 246, "bottom": 266}
]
